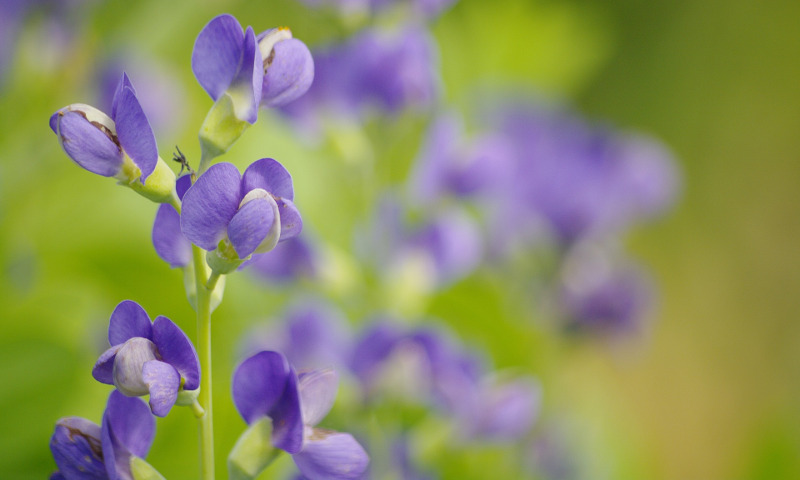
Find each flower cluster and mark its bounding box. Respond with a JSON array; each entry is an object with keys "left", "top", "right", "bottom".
[{"left": 44, "top": 11, "right": 361, "bottom": 480}]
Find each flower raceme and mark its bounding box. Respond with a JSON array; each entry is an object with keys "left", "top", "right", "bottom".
[
  {"left": 49, "top": 73, "right": 176, "bottom": 203},
  {"left": 92, "top": 300, "right": 200, "bottom": 417},
  {"left": 180, "top": 158, "right": 302, "bottom": 273},
  {"left": 231, "top": 351, "right": 369, "bottom": 480},
  {"left": 192, "top": 14, "right": 314, "bottom": 157},
  {"left": 49, "top": 391, "right": 156, "bottom": 480}
]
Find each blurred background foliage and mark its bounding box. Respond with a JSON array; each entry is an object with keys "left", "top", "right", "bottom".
[{"left": 1, "top": 0, "right": 799, "bottom": 479}]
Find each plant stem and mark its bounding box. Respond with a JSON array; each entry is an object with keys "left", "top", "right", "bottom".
[{"left": 193, "top": 244, "right": 215, "bottom": 480}]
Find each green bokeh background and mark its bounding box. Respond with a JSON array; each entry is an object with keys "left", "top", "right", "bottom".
[{"left": 1, "top": 0, "right": 798, "bottom": 478}]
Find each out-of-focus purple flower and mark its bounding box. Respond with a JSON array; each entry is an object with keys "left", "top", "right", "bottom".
[
  {"left": 460, "top": 377, "right": 541, "bottom": 441},
  {"left": 50, "top": 73, "right": 160, "bottom": 181},
  {"left": 349, "top": 321, "right": 482, "bottom": 411},
  {"left": 558, "top": 246, "right": 652, "bottom": 335},
  {"left": 241, "top": 300, "right": 351, "bottom": 370},
  {"left": 245, "top": 235, "right": 318, "bottom": 283},
  {"left": 0, "top": 0, "right": 27, "bottom": 89},
  {"left": 280, "top": 24, "right": 438, "bottom": 130},
  {"left": 49, "top": 390, "right": 155, "bottom": 480},
  {"left": 92, "top": 300, "right": 200, "bottom": 417},
  {"left": 409, "top": 113, "right": 515, "bottom": 204},
  {"left": 484, "top": 102, "right": 679, "bottom": 246},
  {"left": 232, "top": 351, "right": 370, "bottom": 478},
  {"left": 347, "top": 25, "right": 439, "bottom": 113},
  {"left": 152, "top": 175, "right": 192, "bottom": 268},
  {"left": 96, "top": 53, "right": 187, "bottom": 141},
  {"left": 180, "top": 158, "right": 302, "bottom": 261},
  {"left": 405, "top": 208, "right": 483, "bottom": 285},
  {"left": 360, "top": 196, "right": 482, "bottom": 289}
]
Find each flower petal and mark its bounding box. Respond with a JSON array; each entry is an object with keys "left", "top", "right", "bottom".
[
  {"left": 108, "top": 300, "right": 153, "bottom": 345},
  {"left": 152, "top": 203, "right": 192, "bottom": 268},
  {"left": 271, "top": 366, "right": 304, "bottom": 454},
  {"left": 241, "top": 157, "right": 294, "bottom": 201},
  {"left": 111, "top": 72, "right": 136, "bottom": 120},
  {"left": 262, "top": 38, "right": 314, "bottom": 108},
  {"left": 191, "top": 14, "right": 244, "bottom": 101},
  {"left": 113, "top": 84, "right": 158, "bottom": 180},
  {"left": 175, "top": 173, "right": 192, "bottom": 200},
  {"left": 225, "top": 26, "right": 263, "bottom": 124},
  {"left": 293, "top": 430, "right": 370, "bottom": 480},
  {"left": 232, "top": 351, "right": 291, "bottom": 425},
  {"left": 298, "top": 369, "right": 338, "bottom": 427},
  {"left": 228, "top": 195, "right": 277, "bottom": 258},
  {"left": 152, "top": 315, "right": 200, "bottom": 391},
  {"left": 92, "top": 344, "right": 122, "bottom": 385},
  {"left": 142, "top": 360, "right": 180, "bottom": 417},
  {"left": 180, "top": 162, "right": 242, "bottom": 250},
  {"left": 102, "top": 390, "right": 155, "bottom": 480},
  {"left": 56, "top": 110, "right": 123, "bottom": 177},
  {"left": 50, "top": 417, "right": 105, "bottom": 480},
  {"left": 277, "top": 198, "right": 302, "bottom": 241}
]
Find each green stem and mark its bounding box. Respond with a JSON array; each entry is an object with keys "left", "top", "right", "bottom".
[
  {"left": 193, "top": 244, "right": 215, "bottom": 480},
  {"left": 197, "top": 150, "right": 217, "bottom": 177}
]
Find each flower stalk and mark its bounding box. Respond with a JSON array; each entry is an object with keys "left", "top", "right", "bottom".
[{"left": 193, "top": 243, "right": 216, "bottom": 480}]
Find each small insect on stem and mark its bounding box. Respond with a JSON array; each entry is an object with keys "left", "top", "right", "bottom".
[{"left": 172, "top": 145, "right": 196, "bottom": 179}]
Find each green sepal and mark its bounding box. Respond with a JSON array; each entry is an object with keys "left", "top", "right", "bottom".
[
  {"left": 183, "top": 263, "right": 225, "bottom": 313},
  {"left": 130, "top": 456, "right": 166, "bottom": 480},
  {"left": 175, "top": 387, "right": 200, "bottom": 406},
  {"left": 123, "top": 157, "right": 178, "bottom": 204},
  {"left": 228, "top": 417, "right": 282, "bottom": 480},
  {"left": 199, "top": 94, "right": 250, "bottom": 159},
  {"left": 206, "top": 239, "right": 245, "bottom": 275}
]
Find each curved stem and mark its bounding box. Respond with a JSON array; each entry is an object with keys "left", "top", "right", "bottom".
[{"left": 193, "top": 244, "right": 215, "bottom": 480}]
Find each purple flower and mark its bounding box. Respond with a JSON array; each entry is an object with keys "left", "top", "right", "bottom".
[
  {"left": 233, "top": 351, "right": 369, "bottom": 479},
  {"left": 192, "top": 14, "right": 263, "bottom": 124},
  {"left": 192, "top": 15, "right": 313, "bottom": 118},
  {"left": 460, "top": 377, "right": 542, "bottom": 442},
  {"left": 279, "top": 24, "right": 437, "bottom": 130},
  {"left": 152, "top": 175, "right": 192, "bottom": 268},
  {"left": 180, "top": 158, "right": 302, "bottom": 262},
  {"left": 50, "top": 390, "right": 155, "bottom": 480},
  {"left": 245, "top": 235, "right": 318, "bottom": 283},
  {"left": 484, "top": 102, "right": 679, "bottom": 246},
  {"left": 409, "top": 113, "right": 515, "bottom": 204},
  {"left": 50, "top": 73, "right": 159, "bottom": 182},
  {"left": 349, "top": 321, "right": 482, "bottom": 410},
  {"left": 558, "top": 256, "right": 652, "bottom": 335},
  {"left": 92, "top": 300, "right": 200, "bottom": 417},
  {"left": 241, "top": 300, "right": 351, "bottom": 370}
]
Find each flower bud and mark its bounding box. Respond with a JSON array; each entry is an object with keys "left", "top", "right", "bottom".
[{"left": 257, "top": 27, "right": 314, "bottom": 108}]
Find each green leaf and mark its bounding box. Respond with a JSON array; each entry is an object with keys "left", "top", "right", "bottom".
[
  {"left": 228, "top": 417, "right": 283, "bottom": 480},
  {"left": 130, "top": 456, "right": 167, "bottom": 480}
]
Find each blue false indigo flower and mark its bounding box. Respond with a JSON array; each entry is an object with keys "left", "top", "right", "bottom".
[
  {"left": 49, "top": 73, "right": 176, "bottom": 203},
  {"left": 180, "top": 158, "right": 302, "bottom": 273},
  {"left": 152, "top": 174, "right": 192, "bottom": 268},
  {"left": 50, "top": 390, "right": 156, "bottom": 480},
  {"left": 192, "top": 14, "right": 313, "bottom": 157},
  {"left": 232, "top": 351, "right": 369, "bottom": 479},
  {"left": 461, "top": 377, "right": 541, "bottom": 442},
  {"left": 92, "top": 300, "right": 200, "bottom": 417},
  {"left": 241, "top": 301, "right": 351, "bottom": 370},
  {"left": 245, "top": 235, "right": 318, "bottom": 283}
]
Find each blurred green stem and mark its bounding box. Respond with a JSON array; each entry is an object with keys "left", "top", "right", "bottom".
[{"left": 193, "top": 244, "right": 215, "bottom": 480}]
